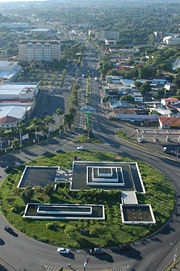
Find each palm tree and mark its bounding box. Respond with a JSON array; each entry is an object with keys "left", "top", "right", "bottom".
[
  {"left": 44, "top": 115, "right": 55, "bottom": 138},
  {"left": 63, "top": 113, "right": 73, "bottom": 129},
  {"left": 15, "top": 122, "right": 26, "bottom": 147},
  {"left": 55, "top": 108, "right": 63, "bottom": 125}
]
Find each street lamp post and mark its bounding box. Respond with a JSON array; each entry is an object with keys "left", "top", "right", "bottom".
[
  {"left": 173, "top": 248, "right": 177, "bottom": 268},
  {"left": 80, "top": 106, "right": 96, "bottom": 137}
]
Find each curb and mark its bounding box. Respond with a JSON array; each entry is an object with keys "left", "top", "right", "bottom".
[{"left": 115, "top": 135, "right": 180, "bottom": 163}]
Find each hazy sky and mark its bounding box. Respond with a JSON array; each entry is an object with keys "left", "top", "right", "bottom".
[{"left": 0, "top": 0, "right": 45, "bottom": 2}]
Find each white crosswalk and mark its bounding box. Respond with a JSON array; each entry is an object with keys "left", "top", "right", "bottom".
[{"left": 45, "top": 264, "right": 59, "bottom": 271}]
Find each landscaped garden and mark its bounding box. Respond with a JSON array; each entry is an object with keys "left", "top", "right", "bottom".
[{"left": 0, "top": 151, "right": 176, "bottom": 248}]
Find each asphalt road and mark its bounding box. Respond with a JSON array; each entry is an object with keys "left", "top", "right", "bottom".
[{"left": 0, "top": 48, "right": 180, "bottom": 271}]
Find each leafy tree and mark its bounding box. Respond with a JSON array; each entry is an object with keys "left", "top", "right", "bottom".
[
  {"left": 173, "top": 73, "right": 180, "bottom": 89},
  {"left": 89, "top": 224, "right": 106, "bottom": 236},
  {"left": 134, "top": 81, "right": 142, "bottom": 88},
  {"left": 63, "top": 113, "right": 74, "bottom": 129},
  {"left": 21, "top": 186, "right": 34, "bottom": 203},
  {"left": 120, "top": 95, "right": 134, "bottom": 103},
  {"left": 56, "top": 108, "right": 63, "bottom": 115},
  {"left": 11, "top": 138, "right": 19, "bottom": 149},
  {"left": 64, "top": 225, "right": 78, "bottom": 239},
  {"left": 140, "top": 81, "right": 151, "bottom": 94}
]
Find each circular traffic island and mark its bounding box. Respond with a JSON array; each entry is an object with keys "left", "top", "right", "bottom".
[{"left": 0, "top": 151, "right": 176, "bottom": 248}]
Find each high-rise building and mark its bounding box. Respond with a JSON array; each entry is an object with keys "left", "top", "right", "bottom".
[{"left": 18, "top": 40, "right": 61, "bottom": 62}]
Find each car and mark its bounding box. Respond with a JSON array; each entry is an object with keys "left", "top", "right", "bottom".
[
  {"left": 77, "top": 146, "right": 86, "bottom": 151},
  {"left": 4, "top": 225, "right": 14, "bottom": 235},
  {"left": 57, "top": 247, "right": 70, "bottom": 254},
  {"left": 4, "top": 165, "right": 12, "bottom": 173},
  {"left": 118, "top": 243, "right": 132, "bottom": 251},
  {"left": 89, "top": 248, "right": 105, "bottom": 255},
  {"left": 0, "top": 238, "right": 4, "bottom": 245},
  {"left": 55, "top": 148, "right": 63, "bottom": 153}
]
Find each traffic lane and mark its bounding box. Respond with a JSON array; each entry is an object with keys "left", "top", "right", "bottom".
[{"left": 0, "top": 209, "right": 132, "bottom": 271}]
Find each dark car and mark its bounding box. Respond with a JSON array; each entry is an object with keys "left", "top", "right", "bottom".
[
  {"left": 89, "top": 248, "right": 105, "bottom": 255},
  {"left": 4, "top": 166, "right": 12, "bottom": 173},
  {"left": 118, "top": 243, "right": 132, "bottom": 251},
  {"left": 4, "top": 225, "right": 14, "bottom": 234},
  {"left": 55, "top": 149, "right": 64, "bottom": 153},
  {"left": 0, "top": 238, "right": 5, "bottom": 245}
]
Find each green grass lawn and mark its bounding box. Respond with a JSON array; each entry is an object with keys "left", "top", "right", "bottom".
[
  {"left": 0, "top": 151, "right": 176, "bottom": 248},
  {"left": 73, "top": 133, "right": 103, "bottom": 143}
]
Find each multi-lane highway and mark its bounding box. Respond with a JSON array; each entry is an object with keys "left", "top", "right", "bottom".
[{"left": 0, "top": 46, "right": 180, "bottom": 271}]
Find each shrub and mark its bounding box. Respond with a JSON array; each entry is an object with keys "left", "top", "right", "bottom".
[
  {"left": 10, "top": 207, "right": 16, "bottom": 213},
  {"left": 21, "top": 187, "right": 34, "bottom": 203},
  {"left": 44, "top": 184, "right": 53, "bottom": 196},
  {"left": 46, "top": 222, "right": 57, "bottom": 230}
]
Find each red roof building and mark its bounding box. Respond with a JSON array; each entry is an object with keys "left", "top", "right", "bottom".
[
  {"left": 161, "top": 98, "right": 179, "bottom": 106},
  {"left": 159, "top": 116, "right": 180, "bottom": 129}
]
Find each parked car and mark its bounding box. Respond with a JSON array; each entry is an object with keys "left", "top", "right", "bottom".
[
  {"left": 4, "top": 225, "right": 15, "bottom": 235},
  {"left": 89, "top": 248, "right": 105, "bottom": 255},
  {"left": 118, "top": 243, "right": 132, "bottom": 251},
  {"left": 4, "top": 165, "right": 12, "bottom": 173},
  {"left": 57, "top": 247, "right": 70, "bottom": 254},
  {"left": 77, "top": 146, "right": 86, "bottom": 151}
]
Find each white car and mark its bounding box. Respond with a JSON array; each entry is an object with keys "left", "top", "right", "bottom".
[
  {"left": 77, "top": 146, "right": 86, "bottom": 151},
  {"left": 57, "top": 247, "right": 70, "bottom": 254}
]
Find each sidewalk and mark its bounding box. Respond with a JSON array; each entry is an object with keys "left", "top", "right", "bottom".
[{"left": 165, "top": 256, "right": 180, "bottom": 271}]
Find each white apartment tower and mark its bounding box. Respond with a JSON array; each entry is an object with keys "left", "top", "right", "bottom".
[{"left": 19, "top": 40, "right": 61, "bottom": 62}]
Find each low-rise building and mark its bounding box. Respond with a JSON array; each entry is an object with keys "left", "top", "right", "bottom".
[
  {"left": 121, "top": 79, "right": 135, "bottom": 88},
  {"left": 163, "top": 36, "right": 180, "bottom": 45},
  {"left": 111, "top": 108, "right": 157, "bottom": 123},
  {"left": 159, "top": 116, "right": 180, "bottom": 129},
  {"left": 109, "top": 100, "right": 131, "bottom": 109},
  {"left": 0, "top": 83, "right": 38, "bottom": 101},
  {"left": 161, "top": 98, "right": 179, "bottom": 106},
  {"left": 106, "top": 75, "right": 122, "bottom": 84},
  {"left": 130, "top": 92, "right": 143, "bottom": 102},
  {"left": 0, "top": 83, "right": 38, "bottom": 128},
  {"left": 105, "top": 39, "right": 117, "bottom": 45},
  {"left": 0, "top": 104, "right": 30, "bottom": 129},
  {"left": 0, "top": 61, "right": 22, "bottom": 82}
]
